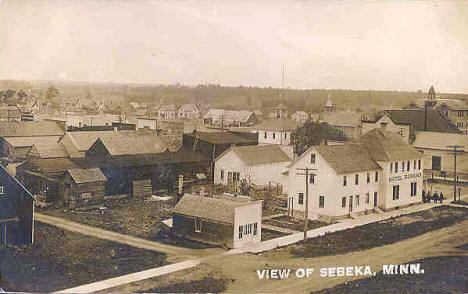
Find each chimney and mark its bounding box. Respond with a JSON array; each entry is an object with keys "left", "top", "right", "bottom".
[{"left": 380, "top": 122, "right": 388, "bottom": 132}]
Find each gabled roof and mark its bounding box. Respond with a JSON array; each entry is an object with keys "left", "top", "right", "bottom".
[
  {"left": 314, "top": 143, "right": 380, "bottom": 174},
  {"left": 4, "top": 136, "right": 60, "bottom": 148},
  {"left": 252, "top": 119, "right": 300, "bottom": 131},
  {"left": 159, "top": 104, "right": 178, "bottom": 111},
  {"left": 173, "top": 194, "right": 260, "bottom": 224},
  {"left": 62, "top": 130, "right": 151, "bottom": 152},
  {"left": 185, "top": 131, "right": 258, "bottom": 145},
  {"left": 203, "top": 109, "right": 255, "bottom": 123},
  {"left": 0, "top": 121, "right": 65, "bottom": 137},
  {"left": 0, "top": 163, "right": 35, "bottom": 202},
  {"left": 321, "top": 111, "right": 362, "bottom": 127},
  {"left": 29, "top": 141, "right": 69, "bottom": 159},
  {"left": 90, "top": 132, "right": 169, "bottom": 156},
  {"left": 385, "top": 109, "right": 461, "bottom": 134},
  {"left": 412, "top": 131, "right": 468, "bottom": 151},
  {"left": 220, "top": 145, "right": 291, "bottom": 166},
  {"left": 357, "top": 128, "right": 424, "bottom": 161},
  {"left": 68, "top": 168, "right": 107, "bottom": 184},
  {"left": 178, "top": 104, "right": 200, "bottom": 112}
]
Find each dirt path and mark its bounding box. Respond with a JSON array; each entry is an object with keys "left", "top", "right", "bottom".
[
  {"left": 205, "top": 218, "right": 468, "bottom": 294},
  {"left": 35, "top": 213, "right": 223, "bottom": 260}
]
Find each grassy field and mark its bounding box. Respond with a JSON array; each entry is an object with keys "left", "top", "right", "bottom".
[
  {"left": 264, "top": 216, "right": 330, "bottom": 231},
  {"left": 312, "top": 255, "right": 468, "bottom": 294},
  {"left": 286, "top": 205, "right": 468, "bottom": 258},
  {"left": 0, "top": 222, "right": 167, "bottom": 293}
]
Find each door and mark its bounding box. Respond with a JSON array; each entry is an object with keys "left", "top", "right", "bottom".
[
  {"left": 373, "top": 192, "right": 378, "bottom": 207},
  {"left": 349, "top": 196, "right": 353, "bottom": 212},
  {"left": 432, "top": 156, "right": 441, "bottom": 171}
]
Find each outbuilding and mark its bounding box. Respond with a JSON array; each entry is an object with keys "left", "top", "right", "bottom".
[
  {"left": 172, "top": 193, "right": 262, "bottom": 248},
  {"left": 60, "top": 168, "right": 107, "bottom": 209}
]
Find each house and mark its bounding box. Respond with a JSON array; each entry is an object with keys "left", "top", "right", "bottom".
[
  {"left": 251, "top": 119, "right": 300, "bottom": 148},
  {"left": 0, "top": 163, "right": 35, "bottom": 245},
  {"left": 158, "top": 104, "right": 178, "bottom": 119},
  {"left": 253, "top": 110, "right": 265, "bottom": 121},
  {"left": 286, "top": 125, "right": 424, "bottom": 221},
  {"left": 172, "top": 193, "right": 262, "bottom": 248},
  {"left": 436, "top": 101, "right": 468, "bottom": 134},
  {"left": 291, "top": 111, "right": 309, "bottom": 124},
  {"left": 0, "top": 121, "right": 65, "bottom": 161},
  {"left": 411, "top": 131, "right": 468, "bottom": 182},
  {"left": 321, "top": 110, "right": 363, "bottom": 139},
  {"left": 60, "top": 168, "right": 107, "bottom": 209},
  {"left": 137, "top": 117, "right": 159, "bottom": 130},
  {"left": 0, "top": 105, "right": 21, "bottom": 122},
  {"left": 203, "top": 109, "right": 258, "bottom": 127},
  {"left": 361, "top": 109, "right": 461, "bottom": 144},
  {"left": 178, "top": 104, "right": 201, "bottom": 119},
  {"left": 214, "top": 145, "right": 292, "bottom": 191},
  {"left": 269, "top": 103, "right": 288, "bottom": 119}
]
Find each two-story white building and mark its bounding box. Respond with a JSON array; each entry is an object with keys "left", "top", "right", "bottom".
[
  {"left": 178, "top": 104, "right": 201, "bottom": 119},
  {"left": 286, "top": 126, "right": 424, "bottom": 221},
  {"left": 251, "top": 119, "right": 300, "bottom": 146}
]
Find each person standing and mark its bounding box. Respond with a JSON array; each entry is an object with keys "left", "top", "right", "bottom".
[
  {"left": 433, "top": 191, "right": 439, "bottom": 203},
  {"left": 422, "top": 190, "right": 426, "bottom": 203},
  {"left": 439, "top": 192, "right": 444, "bottom": 203}
]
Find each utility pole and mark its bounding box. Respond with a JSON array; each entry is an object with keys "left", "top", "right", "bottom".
[
  {"left": 296, "top": 167, "right": 316, "bottom": 241},
  {"left": 447, "top": 145, "right": 464, "bottom": 202}
]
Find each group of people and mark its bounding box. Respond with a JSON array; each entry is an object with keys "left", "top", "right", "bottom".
[{"left": 422, "top": 190, "right": 444, "bottom": 203}]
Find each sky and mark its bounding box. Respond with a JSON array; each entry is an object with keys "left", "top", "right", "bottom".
[{"left": 1, "top": 0, "right": 468, "bottom": 93}]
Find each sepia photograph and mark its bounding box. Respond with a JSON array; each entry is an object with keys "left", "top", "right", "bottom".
[{"left": 0, "top": 0, "right": 467, "bottom": 293}]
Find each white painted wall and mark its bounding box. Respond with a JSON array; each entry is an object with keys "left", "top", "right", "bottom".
[
  {"left": 253, "top": 129, "right": 292, "bottom": 146},
  {"left": 233, "top": 201, "right": 262, "bottom": 248},
  {"left": 137, "top": 118, "right": 157, "bottom": 130}
]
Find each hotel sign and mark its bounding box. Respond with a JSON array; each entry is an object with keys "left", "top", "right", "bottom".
[{"left": 388, "top": 172, "right": 422, "bottom": 183}]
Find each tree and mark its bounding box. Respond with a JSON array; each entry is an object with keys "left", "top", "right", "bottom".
[
  {"left": 0, "top": 89, "right": 16, "bottom": 103},
  {"left": 46, "top": 86, "right": 60, "bottom": 102},
  {"left": 291, "top": 121, "right": 348, "bottom": 156},
  {"left": 17, "top": 89, "right": 28, "bottom": 101}
]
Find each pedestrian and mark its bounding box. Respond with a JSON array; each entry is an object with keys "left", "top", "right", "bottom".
[
  {"left": 426, "top": 191, "right": 432, "bottom": 203},
  {"left": 422, "top": 190, "right": 426, "bottom": 203},
  {"left": 439, "top": 192, "right": 444, "bottom": 203},
  {"left": 433, "top": 191, "right": 439, "bottom": 203}
]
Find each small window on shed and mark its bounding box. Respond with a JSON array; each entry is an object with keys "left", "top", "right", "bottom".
[
  {"left": 0, "top": 186, "right": 3, "bottom": 195},
  {"left": 194, "top": 219, "right": 202, "bottom": 232}
]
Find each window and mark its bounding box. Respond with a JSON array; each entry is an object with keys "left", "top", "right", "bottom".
[
  {"left": 355, "top": 174, "right": 359, "bottom": 185},
  {"left": 233, "top": 172, "right": 240, "bottom": 182},
  {"left": 355, "top": 195, "right": 360, "bottom": 206},
  {"left": 253, "top": 223, "right": 258, "bottom": 235},
  {"left": 401, "top": 161, "right": 405, "bottom": 172},
  {"left": 367, "top": 173, "right": 370, "bottom": 183},
  {"left": 342, "top": 197, "right": 346, "bottom": 208},
  {"left": 81, "top": 192, "right": 92, "bottom": 200},
  {"left": 413, "top": 160, "right": 417, "bottom": 169},
  {"left": 220, "top": 170, "right": 224, "bottom": 180},
  {"left": 228, "top": 172, "right": 232, "bottom": 183},
  {"left": 309, "top": 174, "right": 315, "bottom": 184},
  {"left": 343, "top": 175, "right": 347, "bottom": 186},
  {"left": 366, "top": 192, "right": 370, "bottom": 204},
  {"left": 390, "top": 162, "right": 393, "bottom": 173},
  {"left": 407, "top": 160, "right": 410, "bottom": 171},
  {"left": 375, "top": 171, "right": 379, "bottom": 182},
  {"left": 273, "top": 132, "right": 276, "bottom": 139},
  {"left": 264, "top": 132, "right": 267, "bottom": 139},
  {"left": 395, "top": 162, "right": 398, "bottom": 172},
  {"left": 310, "top": 154, "right": 316, "bottom": 164},
  {"left": 431, "top": 156, "right": 440, "bottom": 171},
  {"left": 392, "top": 185, "right": 400, "bottom": 200},
  {"left": 239, "top": 225, "right": 243, "bottom": 239},
  {"left": 194, "top": 219, "right": 202, "bottom": 232},
  {"left": 319, "top": 196, "right": 325, "bottom": 208},
  {"left": 284, "top": 133, "right": 287, "bottom": 139},
  {"left": 373, "top": 192, "right": 378, "bottom": 207},
  {"left": 0, "top": 186, "right": 3, "bottom": 195},
  {"left": 418, "top": 159, "right": 421, "bottom": 170},
  {"left": 411, "top": 182, "right": 418, "bottom": 196},
  {"left": 298, "top": 193, "right": 304, "bottom": 205}
]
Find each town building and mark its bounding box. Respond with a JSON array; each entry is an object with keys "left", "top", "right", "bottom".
[
  {"left": 286, "top": 125, "right": 424, "bottom": 221},
  {"left": 60, "top": 168, "right": 107, "bottom": 209},
  {"left": 172, "top": 193, "right": 262, "bottom": 248},
  {"left": 269, "top": 103, "right": 288, "bottom": 119},
  {"left": 251, "top": 119, "right": 300, "bottom": 148},
  {"left": 158, "top": 104, "right": 178, "bottom": 119},
  {"left": 321, "top": 110, "right": 363, "bottom": 139},
  {"left": 361, "top": 109, "right": 461, "bottom": 144},
  {"left": 436, "top": 101, "right": 468, "bottom": 134},
  {"left": 0, "top": 163, "right": 35, "bottom": 245},
  {"left": 0, "top": 121, "right": 65, "bottom": 161},
  {"left": 411, "top": 131, "right": 468, "bottom": 182},
  {"left": 291, "top": 111, "right": 309, "bottom": 124},
  {"left": 0, "top": 105, "right": 21, "bottom": 122},
  {"left": 203, "top": 109, "right": 259, "bottom": 127},
  {"left": 178, "top": 104, "right": 201, "bottom": 119},
  {"left": 214, "top": 145, "right": 291, "bottom": 191},
  {"left": 137, "top": 117, "right": 159, "bottom": 130},
  {"left": 324, "top": 98, "right": 334, "bottom": 113}
]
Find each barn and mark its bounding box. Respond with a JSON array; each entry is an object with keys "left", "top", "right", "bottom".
[{"left": 60, "top": 168, "right": 107, "bottom": 209}]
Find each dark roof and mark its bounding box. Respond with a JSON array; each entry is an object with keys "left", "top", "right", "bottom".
[
  {"left": 94, "top": 133, "right": 169, "bottom": 156},
  {"left": 223, "top": 145, "right": 291, "bottom": 166},
  {"left": 385, "top": 110, "right": 461, "bottom": 135},
  {"left": 357, "top": 128, "right": 424, "bottom": 161},
  {"left": 252, "top": 119, "right": 300, "bottom": 131},
  {"left": 29, "top": 141, "right": 69, "bottom": 158},
  {"left": 314, "top": 143, "right": 380, "bottom": 174},
  {"left": 68, "top": 168, "right": 107, "bottom": 184},
  {"left": 0, "top": 121, "right": 65, "bottom": 137},
  {"left": 173, "top": 194, "right": 260, "bottom": 224},
  {"left": 185, "top": 131, "right": 258, "bottom": 145}
]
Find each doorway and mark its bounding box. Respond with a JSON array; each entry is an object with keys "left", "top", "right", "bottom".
[{"left": 349, "top": 195, "right": 353, "bottom": 212}]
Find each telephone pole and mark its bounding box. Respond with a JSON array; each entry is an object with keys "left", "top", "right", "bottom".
[
  {"left": 447, "top": 145, "right": 464, "bottom": 202},
  {"left": 297, "top": 167, "right": 316, "bottom": 241}
]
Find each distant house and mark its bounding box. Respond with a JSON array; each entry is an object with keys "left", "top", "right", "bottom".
[
  {"left": 321, "top": 110, "right": 363, "bottom": 139},
  {"left": 435, "top": 101, "right": 468, "bottom": 134},
  {"left": 361, "top": 109, "right": 461, "bottom": 144},
  {"left": 0, "top": 164, "right": 35, "bottom": 245},
  {"left": 0, "top": 105, "right": 21, "bottom": 122},
  {"left": 203, "top": 109, "right": 258, "bottom": 127},
  {"left": 172, "top": 193, "right": 262, "bottom": 248},
  {"left": 137, "top": 117, "right": 159, "bottom": 130},
  {"left": 60, "top": 168, "right": 107, "bottom": 209},
  {"left": 158, "top": 104, "right": 178, "bottom": 119},
  {"left": 251, "top": 119, "right": 300, "bottom": 147},
  {"left": 214, "top": 145, "right": 291, "bottom": 191},
  {"left": 178, "top": 104, "right": 201, "bottom": 119},
  {"left": 291, "top": 111, "right": 309, "bottom": 124},
  {"left": 269, "top": 103, "right": 288, "bottom": 119},
  {"left": 0, "top": 121, "right": 65, "bottom": 161}
]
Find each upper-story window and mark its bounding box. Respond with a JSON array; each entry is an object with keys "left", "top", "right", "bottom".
[
  {"left": 390, "top": 163, "right": 393, "bottom": 173},
  {"left": 343, "top": 175, "right": 347, "bottom": 186},
  {"left": 284, "top": 133, "right": 287, "bottom": 139},
  {"left": 418, "top": 159, "right": 421, "bottom": 170},
  {"left": 413, "top": 160, "right": 417, "bottom": 169},
  {"left": 366, "top": 172, "right": 370, "bottom": 183},
  {"left": 407, "top": 160, "right": 410, "bottom": 171},
  {"left": 401, "top": 161, "right": 405, "bottom": 172},
  {"left": 395, "top": 162, "right": 399, "bottom": 172},
  {"left": 273, "top": 132, "right": 276, "bottom": 139},
  {"left": 310, "top": 154, "right": 316, "bottom": 164},
  {"left": 264, "top": 132, "right": 267, "bottom": 139},
  {"left": 375, "top": 171, "right": 379, "bottom": 182},
  {"left": 309, "top": 174, "right": 316, "bottom": 184},
  {"left": 355, "top": 174, "right": 359, "bottom": 185}
]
